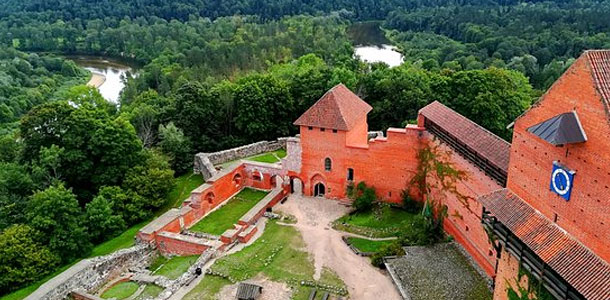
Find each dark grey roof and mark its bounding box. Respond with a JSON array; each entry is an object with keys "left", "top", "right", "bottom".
[
  {"left": 527, "top": 111, "right": 587, "bottom": 145},
  {"left": 236, "top": 282, "right": 262, "bottom": 300}
]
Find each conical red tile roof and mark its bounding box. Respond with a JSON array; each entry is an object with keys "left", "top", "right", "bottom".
[{"left": 294, "top": 84, "right": 372, "bottom": 131}]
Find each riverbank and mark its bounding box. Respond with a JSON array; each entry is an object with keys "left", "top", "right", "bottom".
[{"left": 86, "top": 72, "right": 106, "bottom": 88}]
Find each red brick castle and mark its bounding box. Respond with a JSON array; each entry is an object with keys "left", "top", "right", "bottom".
[{"left": 291, "top": 50, "right": 610, "bottom": 300}]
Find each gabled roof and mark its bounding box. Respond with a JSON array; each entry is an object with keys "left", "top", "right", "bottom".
[
  {"left": 419, "top": 101, "right": 511, "bottom": 173},
  {"left": 479, "top": 189, "right": 610, "bottom": 300},
  {"left": 527, "top": 111, "right": 587, "bottom": 146},
  {"left": 585, "top": 50, "right": 610, "bottom": 119},
  {"left": 294, "top": 84, "right": 372, "bottom": 131}
]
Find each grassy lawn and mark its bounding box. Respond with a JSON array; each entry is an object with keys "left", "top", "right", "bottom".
[
  {"left": 101, "top": 281, "right": 139, "bottom": 299},
  {"left": 183, "top": 221, "right": 347, "bottom": 300},
  {"left": 346, "top": 237, "right": 395, "bottom": 253},
  {"left": 0, "top": 173, "right": 203, "bottom": 300},
  {"left": 189, "top": 188, "right": 269, "bottom": 235},
  {"left": 153, "top": 255, "right": 199, "bottom": 280},
  {"left": 182, "top": 275, "right": 232, "bottom": 300},
  {"left": 135, "top": 285, "right": 163, "bottom": 300},
  {"left": 334, "top": 205, "right": 418, "bottom": 238},
  {"left": 246, "top": 149, "right": 287, "bottom": 163},
  {"left": 219, "top": 148, "right": 287, "bottom": 167}
]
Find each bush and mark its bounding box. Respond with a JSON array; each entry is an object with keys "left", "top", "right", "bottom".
[
  {"left": 399, "top": 214, "right": 443, "bottom": 246},
  {"left": 352, "top": 182, "right": 376, "bottom": 212},
  {"left": 400, "top": 189, "right": 422, "bottom": 213},
  {"left": 370, "top": 241, "right": 405, "bottom": 268}
]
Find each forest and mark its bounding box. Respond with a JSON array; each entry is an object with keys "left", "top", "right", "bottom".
[{"left": 0, "top": 0, "right": 609, "bottom": 298}]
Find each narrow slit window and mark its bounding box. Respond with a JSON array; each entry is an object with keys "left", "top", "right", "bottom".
[
  {"left": 325, "top": 158, "right": 332, "bottom": 171},
  {"left": 347, "top": 168, "right": 354, "bottom": 181}
]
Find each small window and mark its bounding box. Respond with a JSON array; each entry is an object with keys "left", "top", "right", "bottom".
[
  {"left": 347, "top": 168, "right": 354, "bottom": 181},
  {"left": 321, "top": 128, "right": 326, "bottom": 132},
  {"left": 308, "top": 126, "right": 313, "bottom": 130},
  {"left": 325, "top": 158, "right": 332, "bottom": 171},
  {"left": 332, "top": 129, "right": 338, "bottom": 133}
]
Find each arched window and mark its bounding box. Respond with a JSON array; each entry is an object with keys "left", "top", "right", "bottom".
[{"left": 324, "top": 158, "right": 332, "bottom": 171}]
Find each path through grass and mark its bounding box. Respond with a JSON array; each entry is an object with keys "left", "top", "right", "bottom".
[
  {"left": 183, "top": 221, "right": 347, "bottom": 300},
  {"left": 189, "top": 188, "right": 268, "bottom": 235}
]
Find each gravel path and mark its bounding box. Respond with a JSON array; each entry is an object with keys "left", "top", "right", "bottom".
[{"left": 276, "top": 195, "right": 402, "bottom": 300}]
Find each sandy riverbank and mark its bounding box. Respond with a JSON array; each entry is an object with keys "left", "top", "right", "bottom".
[{"left": 86, "top": 72, "right": 106, "bottom": 88}]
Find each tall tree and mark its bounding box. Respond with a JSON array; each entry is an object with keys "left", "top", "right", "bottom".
[{"left": 26, "top": 184, "right": 90, "bottom": 262}]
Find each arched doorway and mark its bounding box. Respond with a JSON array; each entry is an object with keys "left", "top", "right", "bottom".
[
  {"left": 314, "top": 183, "right": 326, "bottom": 197},
  {"left": 290, "top": 177, "right": 303, "bottom": 195}
]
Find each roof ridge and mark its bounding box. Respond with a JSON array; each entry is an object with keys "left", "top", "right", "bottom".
[{"left": 426, "top": 101, "right": 510, "bottom": 145}]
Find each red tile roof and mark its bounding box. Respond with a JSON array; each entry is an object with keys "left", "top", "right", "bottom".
[
  {"left": 419, "top": 101, "right": 511, "bottom": 172},
  {"left": 479, "top": 189, "right": 610, "bottom": 300},
  {"left": 294, "top": 84, "right": 372, "bottom": 131},
  {"left": 585, "top": 50, "right": 610, "bottom": 119}
]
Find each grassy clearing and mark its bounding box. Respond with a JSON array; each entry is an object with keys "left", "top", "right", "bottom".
[
  {"left": 101, "top": 281, "right": 139, "bottom": 299},
  {"left": 0, "top": 173, "right": 202, "bottom": 300},
  {"left": 334, "top": 205, "right": 418, "bottom": 238},
  {"left": 346, "top": 237, "right": 395, "bottom": 253},
  {"left": 183, "top": 221, "right": 347, "bottom": 300},
  {"left": 135, "top": 284, "right": 164, "bottom": 300},
  {"left": 153, "top": 255, "right": 199, "bottom": 280},
  {"left": 189, "top": 188, "right": 268, "bottom": 235},
  {"left": 247, "top": 149, "right": 287, "bottom": 163},
  {"left": 218, "top": 149, "right": 287, "bottom": 167}
]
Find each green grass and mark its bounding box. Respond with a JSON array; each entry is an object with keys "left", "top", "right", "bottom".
[
  {"left": 247, "top": 149, "right": 287, "bottom": 163},
  {"left": 148, "top": 255, "right": 169, "bottom": 272},
  {"left": 346, "top": 237, "right": 395, "bottom": 253},
  {"left": 101, "top": 282, "right": 139, "bottom": 299},
  {"left": 135, "top": 285, "right": 164, "bottom": 300},
  {"left": 153, "top": 255, "right": 199, "bottom": 280},
  {"left": 183, "top": 221, "right": 347, "bottom": 300},
  {"left": 189, "top": 188, "right": 269, "bottom": 235},
  {"left": 182, "top": 275, "right": 232, "bottom": 300},
  {"left": 334, "top": 205, "right": 418, "bottom": 238},
  {"left": 0, "top": 173, "right": 203, "bottom": 300},
  {"left": 163, "top": 173, "right": 204, "bottom": 210},
  {"left": 90, "top": 221, "right": 148, "bottom": 257},
  {"left": 219, "top": 149, "right": 287, "bottom": 167}
]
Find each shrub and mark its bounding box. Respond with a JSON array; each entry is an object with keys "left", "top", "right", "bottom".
[
  {"left": 352, "top": 182, "right": 376, "bottom": 212},
  {"left": 370, "top": 241, "right": 405, "bottom": 268},
  {"left": 400, "top": 189, "right": 422, "bottom": 213},
  {"left": 399, "top": 214, "right": 443, "bottom": 246}
]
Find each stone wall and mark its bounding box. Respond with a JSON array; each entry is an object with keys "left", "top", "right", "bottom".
[
  {"left": 193, "top": 138, "right": 287, "bottom": 179},
  {"left": 25, "top": 244, "right": 154, "bottom": 300}
]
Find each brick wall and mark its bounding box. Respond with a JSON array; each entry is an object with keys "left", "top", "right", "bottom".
[
  {"left": 299, "top": 119, "right": 501, "bottom": 277},
  {"left": 156, "top": 232, "right": 210, "bottom": 256},
  {"left": 508, "top": 56, "right": 610, "bottom": 261},
  {"left": 299, "top": 123, "right": 423, "bottom": 202}
]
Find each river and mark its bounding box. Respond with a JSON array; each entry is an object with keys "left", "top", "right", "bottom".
[
  {"left": 65, "top": 56, "right": 137, "bottom": 103},
  {"left": 348, "top": 22, "right": 404, "bottom": 67}
]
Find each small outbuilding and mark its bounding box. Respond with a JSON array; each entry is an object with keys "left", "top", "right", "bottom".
[{"left": 236, "top": 282, "right": 263, "bottom": 300}]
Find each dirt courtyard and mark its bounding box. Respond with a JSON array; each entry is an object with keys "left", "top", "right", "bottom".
[{"left": 275, "top": 195, "right": 402, "bottom": 300}]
